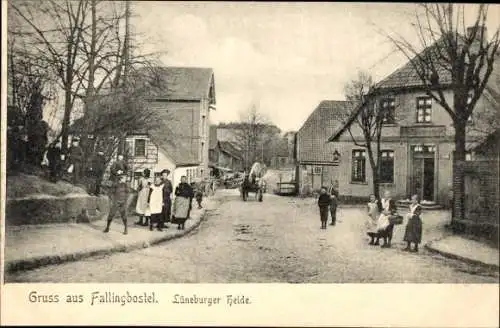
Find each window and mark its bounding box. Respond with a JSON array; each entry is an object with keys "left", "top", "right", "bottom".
[
  {"left": 134, "top": 139, "right": 146, "bottom": 157},
  {"left": 379, "top": 150, "right": 394, "bottom": 183},
  {"left": 466, "top": 152, "right": 474, "bottom": 161},
  {"left": 313, "top": 166, "right": 322, "bottom": 175},
  {"left": 416, "top": 97, "right": 432, "bottom": 123},
  {"left": 380, "top": 98, "right": 395, "bottom": 124},
  {"left": 467, "top": 94, "right": 473, "bottom": 124},
  {"left": 351, "top": 150, "right": 366, "bottom": 183}
]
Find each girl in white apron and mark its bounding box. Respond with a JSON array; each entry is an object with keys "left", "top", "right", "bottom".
[{"left": 148, "top": 177, "right": 165, "bottom": 232}]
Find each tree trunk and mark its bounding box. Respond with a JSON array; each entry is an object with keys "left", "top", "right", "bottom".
[{"left": 452, "top": 121, "right": 467, "bottom": 227}]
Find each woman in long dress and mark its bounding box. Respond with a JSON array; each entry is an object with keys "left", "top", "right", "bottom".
[
  {"left": 403, "top": 194, "right": 423, "bottom": 252},
  {"left": 366, "top": 194, "right": 381, "bottom": 245},
  {"left": 172, "top": 176, "right": 194, "bottom": 230},
  {"left": 135, "top": 169, "right": 152, "bottom": 226}
]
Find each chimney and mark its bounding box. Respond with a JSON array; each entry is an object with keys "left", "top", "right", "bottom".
[{"left": 467, "top": 26, "right": 487, "bottom": 43}]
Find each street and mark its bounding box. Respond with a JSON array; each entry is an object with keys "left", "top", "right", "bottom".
[{"left": 6, "top": 190, "right": 499, "bottom": 283}]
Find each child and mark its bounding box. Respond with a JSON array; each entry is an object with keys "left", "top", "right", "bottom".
[
  {"left": 318, "top": 187, "right": 331, "bottom": 229},
  {"left": 403, "top": 196, "right": 423, "bottom": 252},
  {"left": 194, "top": 182, "right": 203, "bottom": 209},
  {"left": 366, "top": 194, "right": 381, "bottom": 245},
  {"left": 103, "top": 173, "right": 131, "bottom": 235},
  {"left": 148, "top": 176, "right": 165, "bottom": 232}
]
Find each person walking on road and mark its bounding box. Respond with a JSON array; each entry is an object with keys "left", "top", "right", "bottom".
[
  {"left": 328, "top": 179, "right": 339, "bottom": 226},
  {"left": 103, "top": 172, "right": 131, "bottom": 235},
  {"left": 135, "top": 168, "right": 152, "bottom": 226},
  {"left": 318, "top": 186, "right": 331, "bottom": 229}
]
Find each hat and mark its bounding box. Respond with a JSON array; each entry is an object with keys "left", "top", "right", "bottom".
[{"left": 160, "top": 169, "right": 170, "bottom": 175}]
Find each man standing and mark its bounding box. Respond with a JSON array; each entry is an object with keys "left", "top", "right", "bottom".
[
  {"left": 69, "top": 137, "right": 84, "bottom": 185},
  {"left": 103, "top": 172, "right": 130, "bottom": 235},
  {"left": 160, "top": 169, "right": 173, "bottom": 229},
  {"left": 110, "top": 154, "right": 128, "bottom": 184},
  {"left": 328, "top": 179, "right": 339, "bottom": 226},
  {"left": 46, "top": 140, "right": 62, "bottom": 183},
  {"left": 90, "top": 150, "right": 106, "bottom": 195}
]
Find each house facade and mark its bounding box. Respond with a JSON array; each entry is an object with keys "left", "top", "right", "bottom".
[
  {"left": 125, "top": 66, "right": 216, "bottom": 190},
  {"left": 326, "top": 51, "right": 498, "bottom": 205},
  {"left": 296, "top": 100, "right": 352, "bottom": 194}
]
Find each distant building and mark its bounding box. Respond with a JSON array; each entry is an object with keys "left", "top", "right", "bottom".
[
  {"left": 208, "top": 125, "right": 243, "bottom": 175},
  {"left": 296, "top": 100, "right": 350, "bottom": 194}
]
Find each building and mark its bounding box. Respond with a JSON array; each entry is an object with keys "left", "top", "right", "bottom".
[
  {"left": 125, "top": 66, "right": 216, "bottom": 190},
  {"left": 296, "top": 100, "right": 352, "bottom": 194},
  {"left": 270, "top": 132, "right": 296, "bottom": 169},
  {"left": 208, "top": 126, "right": 243, "bottom": 175},
  {"left": 326, "top": 37, "right": 497, "bottom": 205},
  {"left": 462, "top": 128, "right": 500, "bottom": 241}
]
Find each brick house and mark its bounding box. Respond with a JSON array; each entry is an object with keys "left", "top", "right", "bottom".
[
  {"left": 326, "top": 42, "right": 498, "bottom": 206},
  {"left": 125, "top": 66, "right": 216, "bottom": 190},
  {"left": 296, "top": 100, "right": 352, "bottom": 194}
]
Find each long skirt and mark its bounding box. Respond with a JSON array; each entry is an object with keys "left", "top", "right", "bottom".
[
  {"left": 403, "top": 216, "right": 423, "bottom": 243},
  {"left": 172, "top": 197, "right": 190, "bottom": 224},
  {"left": 135, "top": 188, "right": 150, "bottom": 215}
]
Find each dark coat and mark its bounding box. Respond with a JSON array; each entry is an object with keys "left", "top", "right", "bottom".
[
  {"left": 47, "top": 145, "right": 62, "bottom": 167},
  {"left": 162, "top": 179, "right": 173, "bottom": 204},
  {"left": 69, "top": 145, "right": 84, "bottom": 164},
  {"left": 175, "top": 182, "right": 194, "bottom": 199},
  {"left": 110, "top": 181, "right": 131, "bottom": 204},
  {"left": 91, "top": 154, "right": 106, "bottom": 176},
  {"left": 318, "top": 193, "right": 331, "bottom": 207},
  {"left": 403, "top": 213, "right": 423, "bottom": 243},
  {"left": 110, "top": 160, "right": 128, "bottom": 181}
]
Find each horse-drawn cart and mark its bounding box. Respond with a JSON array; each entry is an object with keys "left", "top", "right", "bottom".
[{"left": 239, "top": 162, "right": 266, "bottom": 202}]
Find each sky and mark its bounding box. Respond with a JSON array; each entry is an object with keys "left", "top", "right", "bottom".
[{"left": 131, "top": 2, "right": 499, "bottom": 132}]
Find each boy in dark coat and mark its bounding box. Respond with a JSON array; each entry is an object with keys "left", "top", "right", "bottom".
[
  {"left": 103, "top": 173, "right": 131, "bottom": 235},
  {"left": 193, "top": 182, "right": 203, "bottom": 209},
  {"left": 318, "top": 187, "right": 331, "bottom": 229},
  {"left": 46, "top": 141, "right": 62, "bottom": 183}
]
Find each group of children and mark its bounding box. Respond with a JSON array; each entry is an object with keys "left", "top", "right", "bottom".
[
  {"left": 366, "top": 192, "right": 423, "bottom": 252},
  {"left": 103, "top": 168, "right": 206, "bottom": 235},
  {"left": 317, "top": 187, "right": 423, "bottom": 252}
]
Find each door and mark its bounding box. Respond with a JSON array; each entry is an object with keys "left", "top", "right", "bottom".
[
  {"left": 411, "top": 157, "right": 435, "bottom": 201},
  {"left": 422, "top": 158, "right": 434, "bottom": 201}
]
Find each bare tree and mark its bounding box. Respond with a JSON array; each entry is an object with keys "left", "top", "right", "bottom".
[
  {"left": 383, "top": 4, "right": 500, "bottom": 225},
  {"left": 10, "top": 0, "right": 91, "bottom": 152},
  {"left": 231, "top": 102, "right": 281, "bottom": 169},
  {"left": 341, "top": 71, "right": 385, "bottom": 199}
]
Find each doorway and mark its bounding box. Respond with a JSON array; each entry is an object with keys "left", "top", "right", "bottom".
[{"left": 411, "top": 145, "right": 436, "bottom": 202}]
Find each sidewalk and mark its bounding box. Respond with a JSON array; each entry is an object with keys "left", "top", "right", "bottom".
[
  {"left": 425, "top": 235, "right": 499, "bottom": 270},
  {"left": 4, "top": 198, "right": 218, "bottom": 273}
]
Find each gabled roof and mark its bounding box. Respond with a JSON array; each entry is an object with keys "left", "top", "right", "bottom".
[
  {"left": 219, "top": 141, "right": 242, "bottom": 159},
  {"left": 148, "top": 107, "right": 200, "bottom": 166},
  {"left": 375, "top": 39, "right": 453, "bottom": 90},
  {"left": 297, "top": 100, "right": 352, "bottom": 163},
  {"left": 150, "top": 66, "right": 215, "bottom": 102}
]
